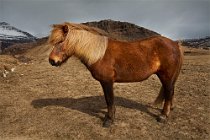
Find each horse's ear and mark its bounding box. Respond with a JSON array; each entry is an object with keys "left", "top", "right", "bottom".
[
  {"left": 62, "top": 24, "right": 69, "bottom": 34},
  {"left": 52, "top": 24, "right": 69, "bottom": 34}
]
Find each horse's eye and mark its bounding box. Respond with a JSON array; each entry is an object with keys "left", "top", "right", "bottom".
[{"left": 57, "top": 41, "right": 63, "bottom": 45}]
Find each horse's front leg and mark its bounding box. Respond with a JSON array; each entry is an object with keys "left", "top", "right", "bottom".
[{"left": 100, "top": 81, "right": 115, "bottom": 127}]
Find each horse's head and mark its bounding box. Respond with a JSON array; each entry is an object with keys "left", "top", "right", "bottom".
[
  {"left": 48, "top": 24, "right": 74, "bottom": 66},
  {"left": 48, "top": 22, "right": 108, "bottom": 66}
]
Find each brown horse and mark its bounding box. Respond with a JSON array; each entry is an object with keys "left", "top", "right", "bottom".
[{"left": 48, "top": 22, "right": 183, "bottom": 127}]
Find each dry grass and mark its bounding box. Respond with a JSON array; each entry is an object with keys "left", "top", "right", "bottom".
[{"left": 0, "top": 46, "right": 209, "bottom": 139}]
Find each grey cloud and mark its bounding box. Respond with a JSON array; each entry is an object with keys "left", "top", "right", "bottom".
[{"left": 1, "top": 0, "right": 209, "bottom": 39}]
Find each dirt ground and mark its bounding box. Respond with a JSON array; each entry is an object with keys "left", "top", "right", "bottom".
[{"left": 0, "top": 45, "right": 209, "bottom": 140}]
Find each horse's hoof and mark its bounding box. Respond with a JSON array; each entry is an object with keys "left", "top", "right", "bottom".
[
  {"left": 103, "top": 115, "right": 113, "bottom": 128},
  {"left": 170, "top": 106, "right": 176, "bottom": 111},
  {"left": 103, "top": 119, "right": 113, "bottom": 127},
  {"left": 156, "top": 115, "right": 167, "bottom": 123}
]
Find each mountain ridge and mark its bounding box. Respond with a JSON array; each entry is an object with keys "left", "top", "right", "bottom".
[
  {"left": 0, "top": 22, "right": 37, "bottom": 52},
  {"left": 180, "top": 36, "right": 210, "bottom": 49}
]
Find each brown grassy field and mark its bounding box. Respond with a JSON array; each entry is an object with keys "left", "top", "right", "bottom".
[{"left": 0, "top": 45, "right": 209, "bottom": 140}]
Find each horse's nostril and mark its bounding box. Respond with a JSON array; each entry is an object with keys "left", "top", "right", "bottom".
[
  {"left": 49, "top": 58, "right": 62, "bottom": 66},
  {"left": 49, "top": 59, "right": 56, "bottom": 66}
]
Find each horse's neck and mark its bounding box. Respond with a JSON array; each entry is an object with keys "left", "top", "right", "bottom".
[{"left": 73, "top": 31, "right": 108, "bottom": 66}]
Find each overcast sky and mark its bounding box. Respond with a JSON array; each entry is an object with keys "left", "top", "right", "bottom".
[{"left": 0, "top": 0, "right": 209, "bottom": 39}]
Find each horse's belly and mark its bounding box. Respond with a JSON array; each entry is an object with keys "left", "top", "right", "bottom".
[{"left": 115, "top": 69, "right": 153, "bottom": 82}]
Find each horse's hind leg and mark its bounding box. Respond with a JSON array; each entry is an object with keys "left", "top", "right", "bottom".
[{"left": 156, "top": 73, "right": 176, "bottom": 122}]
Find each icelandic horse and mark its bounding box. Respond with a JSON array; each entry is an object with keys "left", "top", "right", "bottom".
[{"left": 48, "top": 22, "right": 183, "bottom": 127}]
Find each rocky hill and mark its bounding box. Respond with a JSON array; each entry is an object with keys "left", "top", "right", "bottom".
[
  {"left": 83, "top": 20, "right": 160, "bottom": 41},
  {"left": 180, "top": 36, "right": 210, "bottom": 49},
  {"left": 0, "top": 22, "right": 37, "bottom": 53}
]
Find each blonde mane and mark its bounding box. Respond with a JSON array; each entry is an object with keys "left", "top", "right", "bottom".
[{"left": 62, "top": 23, "right": 108, "bottom": 66}]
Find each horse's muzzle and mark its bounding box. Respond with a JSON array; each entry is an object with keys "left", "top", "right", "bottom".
[{"left": 49, "top": 58, "right": 61, "bottom": 67}]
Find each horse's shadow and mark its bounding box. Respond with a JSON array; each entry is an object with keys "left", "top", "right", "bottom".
[{"left": 31, "top": 96, "right": 159, "bottom": 120}]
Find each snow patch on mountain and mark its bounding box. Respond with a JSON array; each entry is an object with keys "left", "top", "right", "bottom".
[{"left": 0, "top": 27, "right": 27, "bottom": 37}]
